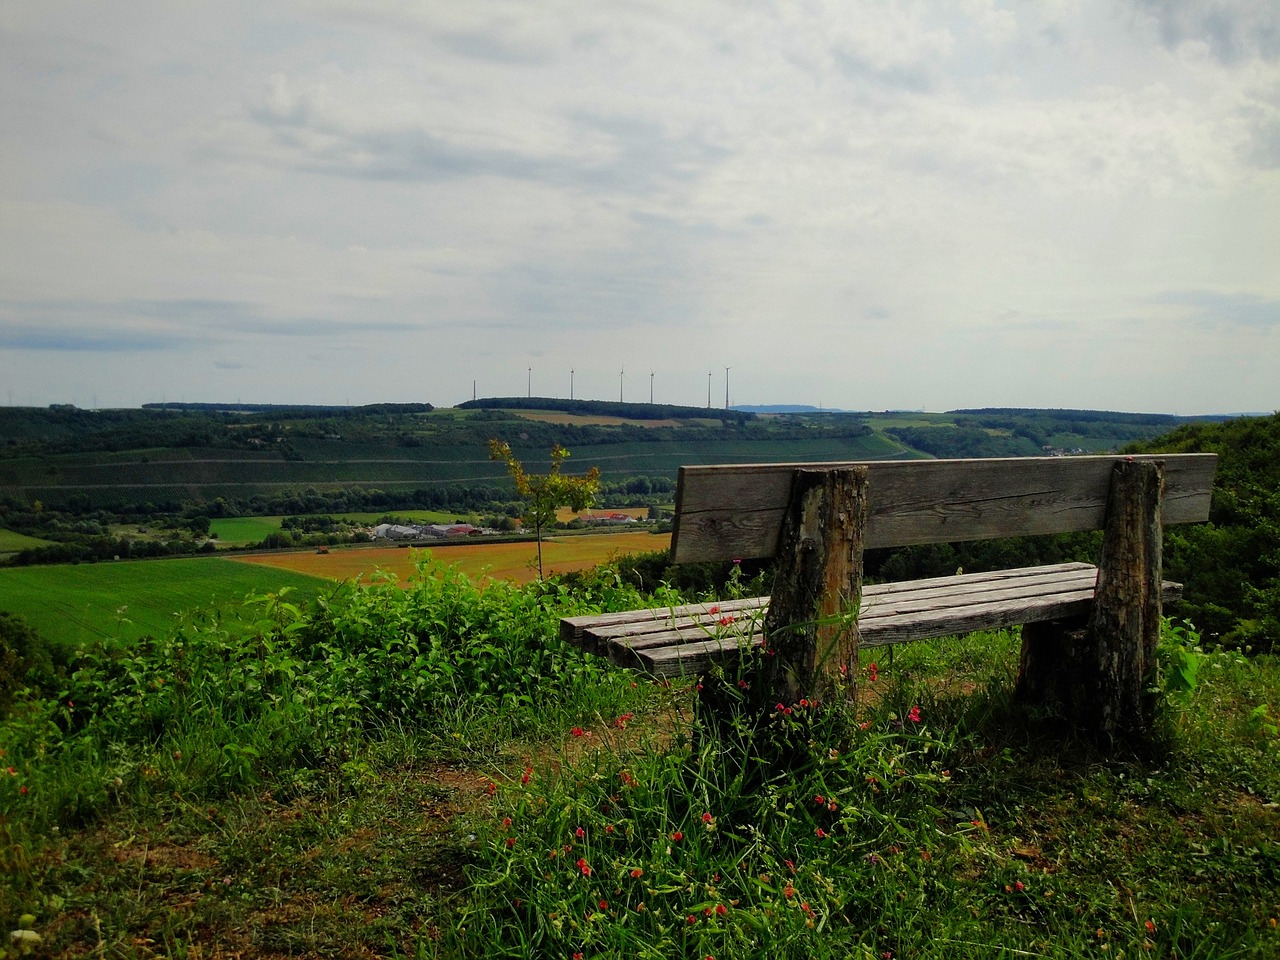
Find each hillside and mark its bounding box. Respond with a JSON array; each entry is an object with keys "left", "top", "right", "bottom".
[{"left": 1130, "top": 412, "right": 1280, "bottom": 652}]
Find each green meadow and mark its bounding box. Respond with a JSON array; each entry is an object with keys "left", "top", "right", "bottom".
[{"left": 0, "top": 556, "right": 329, "bottom": 650}]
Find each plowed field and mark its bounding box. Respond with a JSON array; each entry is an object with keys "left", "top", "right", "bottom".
[{"left": 230, "top": 530, "right": 670, "bottom": 585}]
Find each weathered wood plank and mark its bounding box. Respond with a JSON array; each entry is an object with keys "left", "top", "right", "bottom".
[
  {"left": 563, "top": 563, "right": 1185, "bottom": 678},
  {"left": 671, "top": 454, "right": 1217, "bottom": 563}
]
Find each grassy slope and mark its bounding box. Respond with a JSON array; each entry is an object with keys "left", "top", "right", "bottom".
[{"left": 0, "top": 556, "right": 330, "bottom": 650}]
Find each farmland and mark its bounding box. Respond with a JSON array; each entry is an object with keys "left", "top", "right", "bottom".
[
  {"left": 233, "top": 529, "right": 670, "bottom": 585},
  {"left": 0, "top": 556, "right": 329, "bottom": 651}
]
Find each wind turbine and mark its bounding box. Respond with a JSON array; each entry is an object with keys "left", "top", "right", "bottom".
[
  {"left": 707, "top": 371, "right": 712, "bottom": 408},
  {"left": 650, "top": 370, "right": 655, "bottom": 405},
  {"left": 570, "top": 369, "right": 574, "bottom": 401},
  {"left": 724, "top": 366, "right": 732, "bottom": 410},
  {"left": 619, "top": 365, "right": 625, "bottom": 403}
]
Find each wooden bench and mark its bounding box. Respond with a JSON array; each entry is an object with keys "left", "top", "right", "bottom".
[{"left": 561, "top": 454, "right": 1217, "bottom": 738}]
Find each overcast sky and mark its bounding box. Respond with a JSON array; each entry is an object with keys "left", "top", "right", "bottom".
[{"left": 2, "top": 1, "right": 1277, "bottom": 414}]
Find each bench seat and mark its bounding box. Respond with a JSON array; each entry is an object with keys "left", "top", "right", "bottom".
[{"left": 560, "top": 562, "right": 1184, "bottom": 678}]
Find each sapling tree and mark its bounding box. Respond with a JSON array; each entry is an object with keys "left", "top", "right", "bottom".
[{"left": 488, "top": 439, "right": 601, "bottom": 579}]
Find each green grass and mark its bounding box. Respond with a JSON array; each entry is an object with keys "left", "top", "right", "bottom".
[
  {"left": 0, "top": 527, "right": 54, "bottom": 555},
  {"left": 1, "top": 563, "right": 1276, "bottom": 958},
  {"left": 0, "top": 556, "right": 330, "bottom": 651},
  {"left": 207, "top": 516, "right": 282, "bottom": 545}
]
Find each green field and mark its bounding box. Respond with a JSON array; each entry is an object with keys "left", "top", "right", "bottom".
[
  {"left": 207, "top": 516, "right": 284, "bottom": 545},
  {"left": 0, "top": 527, "right": 54, "bottom": 556},
  {"left": 0, "top": 557, "right": 330, "bottom": 651}
]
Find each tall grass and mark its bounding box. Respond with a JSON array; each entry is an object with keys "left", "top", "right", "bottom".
[{"left": 1, "top": 558, "right": 1276, "bottom": 957}]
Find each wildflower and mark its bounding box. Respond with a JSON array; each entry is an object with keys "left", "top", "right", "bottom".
[
  {"left": 570, "top": 727, "right": 586, "bottom": 738},
  {"left": 573, "top": 953, "right": 584, "bottom": 959},
  {"left": 687, "top": 915, "right": 697, "bottom": 925},
  {"left": 575, "top": 826, "right": 586, "bottom": 839},
  {"left": 576, "top": 857, "right": 591, "bottom": 876},
  {"left": 702, "top": 811, "right": 714, "bottom": 823},
  {"left": 630, "top": 867, "right": 643, "bottom": 878},
  {"left": 800, "top": 902, "right": 813, "bottom": 916},
  {"left": 505, "top": 837, "right": 516, "bottom": 848},
  {"left": 1145, "top": 920, "right": 1156, "bottom": 933},
  {"left": 605, "top": 824, "right": 615, "bottom": 834},
  {"left": 501, "top": 817, "right": 512, "bottom": 829},
  {"left": 814, "top": 795, "right": 825, "bottom": 805},
  {"left": 613, "top": 712, "right": 635, "bottom": 729},
  {"left": 708, "top": 605, "right": 720, "bottom": 615},
  {"left": 798, "top": 698, "right": 810, "bottom": 708},
  {"left": 868, "top": 662, "right": 878, "bottom": 682},
  {"left": 598, "top": 899, "right": 608, "bottom": 910},
  {"left": 671, "top": 831, "right": 684, "bottom": 841},
  {"left": 521, "top": 765, "right": 532, "bottom": 784},
  {"left": 5, "top": 767, "right": 15, "bottom": 776},
  {"left": 815, "top": 827, "right": 828, "bottom": 839},
  {"left": 19, "top": 785, "right": 28, "bottom": 795},
  {"left": 718, "top": 616, "right": 735, "bottom": 627},
  {"left": 1015, "top": 881, "right": 1025, "bottom": 892},
  {"left": 715, "top": 904, "right": 727, "bottom": 916},
  {"left": 783, "top": 884, "right": 795, "bottom": 898},
  {"left": 486, "top": 781, "right": 498, "bottom": 796},
  {"left": 828, "top": 800, "right": 838, "bottom": 812},
  {"left": 907, "top": 705, "right": 922, "bottom": 724},
  {"left": 737, "top": 679, "right": 749, "bottom": 690},
  {"left": 784, "top": 859, "right": 796, "bottom": 873}
]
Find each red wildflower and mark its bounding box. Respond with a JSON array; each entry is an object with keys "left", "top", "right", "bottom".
[
  {"left": 814, "top": 795, "right": 825, "bottom": 805},
  {"left": 671, "top": 831, "right": 684, "bottom": 841},
  {"left": 521, "top": 765, "right": 532, "bottom": 784},
  {"left": 576, "top": 857, "right": 591, "bottom": 876},
  {"left": 708, "top": 605, "right": 720, "bottom": 615},
  {"left": 702, "top": 812, "right": 714, "bottom": 823},
  {"left": 715, "top": 903, "right": 727, "bottom": 916},
  {"left": 687, "top": 914, "right": 697, "bottom": 925},
  {"left": 575, "top": 826, "right": 585, "bottom": 839},
  {"left": 598, "top": 899, "right": 608, "bottom": 910},
  {"left": 570, "top": 727, "right": 586, "bottom": 738},
  {"left": 505, "top": 837, "right": 516, "bottom": 848},
  {"left": 783, "top": 884, "right": 795, "bottom": 898},
  {"left": 737, "top": 679, "right": 749, "bottom": 689},
  {"left": 501, "top": 816, "right": 512, "bottom": 829},
  {"left": 486, "top": 781, "right": 498, "bottom": 795},
  {"left": 718, "top": 616, "right": 735, "bottom": 627},
  {"left": 868, "top": 662, "right": 878, "bottom": 682},
  {"left": 630, "top": 867, "right": 643, "bottom": 878},
  {"left": 907, "top": 705, "right": 922, "bottom": 723},
  {"left": 815, "top": 827, "right": 828, "bottom": 838}
]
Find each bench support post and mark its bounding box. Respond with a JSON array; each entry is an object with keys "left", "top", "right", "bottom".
[
  {"left": 1016, "top": 459, "right": 1165, "bottom": 742},
  {"left": 762, "top": 467, "right": 869, "bottom": 704}
]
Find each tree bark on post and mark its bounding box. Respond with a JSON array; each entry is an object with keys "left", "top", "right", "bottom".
[
  {"left": 762, "top": 467, "right": 869, "bottom": 704},
  {"left": 1015, "top": 459, "right": 1165, "bottom": 743}
]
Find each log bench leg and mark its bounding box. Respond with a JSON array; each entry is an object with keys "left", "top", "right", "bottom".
[
  {"left": 761, "top": 466, "right": 869, "bottom": 705},
  {"left": 1015, "top": 459, "right": 1165, "bottom": 743}
]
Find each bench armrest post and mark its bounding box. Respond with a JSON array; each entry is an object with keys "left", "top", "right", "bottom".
[{"left": 763, "top": 466, "right": 869, "bottom": 703}]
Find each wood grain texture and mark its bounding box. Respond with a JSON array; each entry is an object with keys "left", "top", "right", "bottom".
[
  {"left": 670, "top": 454, "right": 1217, "bottom": 563},
  {"left": 562, "top": 563, "right": 1184, "bottom": 677}
]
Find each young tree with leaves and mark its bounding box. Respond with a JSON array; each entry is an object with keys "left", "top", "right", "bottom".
[{"left": 488, "top": 439, "right": 601, "bottom": 579}]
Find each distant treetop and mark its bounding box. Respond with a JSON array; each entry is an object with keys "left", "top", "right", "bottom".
[{"left": 457, "top": 396, "right": 755, "bottom": 425}]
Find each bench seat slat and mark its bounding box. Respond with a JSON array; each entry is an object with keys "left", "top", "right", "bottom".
[{"left": 563, "top": 563, "right": 1184, "bottom": 678}]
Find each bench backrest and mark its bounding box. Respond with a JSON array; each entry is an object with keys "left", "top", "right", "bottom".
[{"left": 670, "top": 454, "right": 1217, "bottom": 564}]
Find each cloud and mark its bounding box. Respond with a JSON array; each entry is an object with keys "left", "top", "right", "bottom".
[
  {"left": 1133, "top": 0, "right": 1280, "bottom": 63},
  {"left": 1150, "top": 290, "right": 1280, "bottom": 328}
]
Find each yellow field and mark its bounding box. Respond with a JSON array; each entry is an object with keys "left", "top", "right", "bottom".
[
  {"left": 229, "top": 531, "right": 670, "bottom": 585},
  {"left": 555, "top": 505, "right": 651, "bottom": 523}
]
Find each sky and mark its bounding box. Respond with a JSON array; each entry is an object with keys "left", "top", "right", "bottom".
[{"left": 1, "top": 1, "right": 1278, "bottom": 415}]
